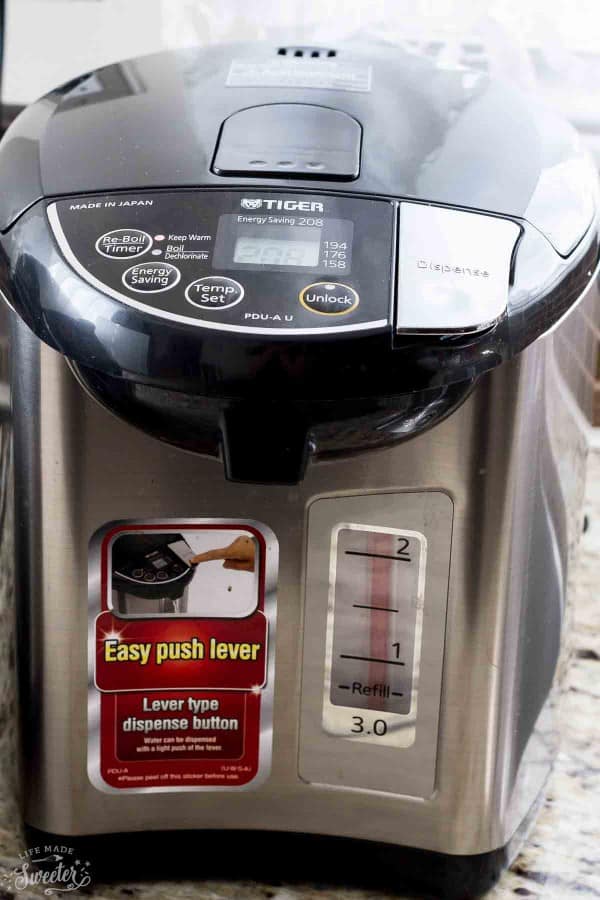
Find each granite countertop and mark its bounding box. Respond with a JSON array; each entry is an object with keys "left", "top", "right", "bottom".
[{"left": 0, "top": 452, "right": 597, "bottom": 900}]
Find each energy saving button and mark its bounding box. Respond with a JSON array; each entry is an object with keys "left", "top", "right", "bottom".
[
  {"left": 96, "top": 228, "right": 152, "bottom": 259},
  {"left": 185, "top": 276, "right": 244, "bottom": 311},
  {"left": 122, "top": 262, "right": 181, "bottom": 293},
  {"left": 300, "top": 282, "right": 359, "bottom": 316}
]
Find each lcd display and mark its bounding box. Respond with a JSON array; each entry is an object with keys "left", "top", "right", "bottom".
[
  {"left": 212, "top": 215, "right": 353, "bottom": 274},
  {"left": 234, "top": 234, "right": 320, "bottom": 267}
]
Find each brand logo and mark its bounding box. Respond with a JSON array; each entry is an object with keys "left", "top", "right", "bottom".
[
  {"left": 1, "top": 845, "right": 93, "bottom": 894},
  {"left": 241, "top": 198, "right": 324, "bottom": 212}
]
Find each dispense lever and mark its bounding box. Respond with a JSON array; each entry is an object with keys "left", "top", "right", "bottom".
[{"left": 220, "top": 404, "right": 311, "bottom": 484}]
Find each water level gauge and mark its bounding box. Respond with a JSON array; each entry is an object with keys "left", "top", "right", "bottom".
[{"left": 323, "top": 524, "right": 426, "bottom": 748}]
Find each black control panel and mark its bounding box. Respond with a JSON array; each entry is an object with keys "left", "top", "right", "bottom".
[
  {"left": 49, "top": 190, "right": 394, "bottom": 334},
  {"left": 113, "top": 540, "right": 192, "bottom": 588}
]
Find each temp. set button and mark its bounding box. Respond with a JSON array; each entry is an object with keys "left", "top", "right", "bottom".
[
  {"left": 299, "top": 282, "right": 359, "bottom": 316},
  {"left": 96, "top": 228, "right": 152, "bottom": 259},
  {"left": 185, "top": 276, "right": 244, "bottom": 311},
  {"left": 122, "top": 262, "right": 181, "bottom": 293}
]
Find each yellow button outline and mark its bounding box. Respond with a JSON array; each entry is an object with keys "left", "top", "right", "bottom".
[{"left": 299, "top": 282, "right": 360, "bottom": 316}]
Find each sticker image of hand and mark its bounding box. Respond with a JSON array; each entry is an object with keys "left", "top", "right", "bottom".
[{"left": 189, "top": 536, "right": 256, "bottom": 572}]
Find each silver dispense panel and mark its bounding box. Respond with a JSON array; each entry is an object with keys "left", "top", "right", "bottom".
[{"left": 396, "top": 203, "right": 521, "bottom": 334}]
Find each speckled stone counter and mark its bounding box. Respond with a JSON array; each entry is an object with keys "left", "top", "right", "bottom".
[{"left": 0, "top": 450, "right": 597, "bottom": 900}]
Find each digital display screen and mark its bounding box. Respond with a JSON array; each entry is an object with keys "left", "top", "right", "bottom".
[
  {"left": 234, "top": 236, "right": 320, "bottom": 268},
  {"left": 150, "top": 556, "right": 169, "bottom": 570},
  {"left": 212, "top": 215, "right": 354, "bottom": 274},
  {"left": 233, "top": 226, "right": 321, "bottom": 267}
]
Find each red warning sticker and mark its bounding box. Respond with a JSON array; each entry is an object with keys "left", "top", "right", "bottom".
[{"left": 88, "top": 520, "right": 277, "bottom": 792}]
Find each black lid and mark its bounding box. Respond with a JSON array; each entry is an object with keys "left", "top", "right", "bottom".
[{"left": 0, "top": 40, "right": 596, "bottom": 256}]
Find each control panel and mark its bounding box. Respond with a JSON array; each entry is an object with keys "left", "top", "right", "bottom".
[
  {"left": 48, "top": 190, "right": 394, "bottom": 335},
  {"left": 112, "top": 539, "right": 193, "bottom": 589}
]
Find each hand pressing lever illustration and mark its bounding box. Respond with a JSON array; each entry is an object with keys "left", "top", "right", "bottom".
[{"left": 189, "top": 536, "right": 256, "bottom": 572}]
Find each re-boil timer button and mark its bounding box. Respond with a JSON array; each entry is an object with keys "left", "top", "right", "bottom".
[
  {"left": 299, "top": 282, "right": 359, "bottom": 316},
  {"left": 96, "top": 228, "right": 152, "bottom": 259},
  {"left": 122, "top": 262, "right": 181, "bottom": 293},
  {"left": 185, "top": 276, "right": 244, "bottom": 311}
]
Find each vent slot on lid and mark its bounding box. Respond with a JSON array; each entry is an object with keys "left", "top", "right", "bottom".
[{"left": 278, "top": 46, "right": 337, "bottom": 58}]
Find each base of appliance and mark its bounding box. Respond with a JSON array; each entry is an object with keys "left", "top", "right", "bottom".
[{"left": 24, "top": 827, "right": 510, "bottom": 899}]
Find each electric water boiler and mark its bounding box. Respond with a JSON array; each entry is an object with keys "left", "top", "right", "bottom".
[
  {"left": 112, "top": 533, "right": 195, "bottom": 614},
  {"left": 0, "top": 40, "right": 597, "bottom": 897}
]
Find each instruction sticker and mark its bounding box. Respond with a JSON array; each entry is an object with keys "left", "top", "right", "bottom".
[
  {"left": 226, "top": 58, "right": 372, "bottom": 93},
  {"left": 88, "top": 519, "right": 277, "bottom": 792}
]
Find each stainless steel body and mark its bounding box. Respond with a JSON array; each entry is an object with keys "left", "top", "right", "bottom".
[{"left": 10, "top": 311, "right": 586, "bottom": 856}]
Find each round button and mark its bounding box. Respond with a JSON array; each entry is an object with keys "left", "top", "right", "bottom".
[
  {"left": 95, "top": 228, "right": 152, "bottom": 259},
  {"left": 132, "top": 568, "right": 144, "bottom": 578},
  {"left": 122, "top": 262, "right": 181, "bottom": 293},
  {"left": 185, "top": 276, "right": 244, "bottom": 311},
  {"left": 156, "top": 571, "right": 169, "bottom": 581},
  {"left": 143, "top": 572, "right": 156, "bottom": 582},
  {"left": 299, "top": 282, "right": 359, "bottom": 316}
]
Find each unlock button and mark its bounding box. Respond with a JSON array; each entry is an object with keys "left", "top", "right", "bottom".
[{"left": 299, "top": 282, "right": 359, "bottom": 316}]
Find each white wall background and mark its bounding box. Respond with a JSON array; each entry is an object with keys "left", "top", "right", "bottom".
[{"left": 184, "top": 531, "right": 258, "bottom": 619}]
